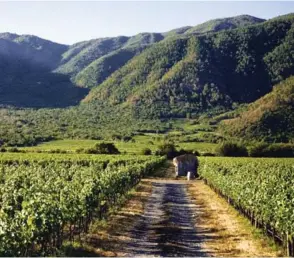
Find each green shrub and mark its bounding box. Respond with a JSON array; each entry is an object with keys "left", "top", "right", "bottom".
[
  {"left": 48, "top": 149, "right": 67, "bottom": 154},
  {"left": 155, "top": 143, "right": 177, "bottom": 159},
  {"left": 86, "top": 142, "right": 120, "bottom": 154},
  {"left": 122, "top": 136, "right": 132, "bottom": 142},
  {"left": 7, "top": 147, "right": 22, "bottom": 153},
  {"left": 193, "top": 150, "right": 201, "bottom": 156},
  {"left": 216, "top": 142, "right": 248, "bottom": 157},
  {"left": 249, "top": 143, "right": 294, "bottom": 157},
  {"left": 76, "top": 148, "right": 85, "bottom": 154},
  {"left": 178, "top": 149, "right": 194, "bottom": 155},
  {"left": 201, "top": 152, "right": 215, "bottom": 156},
  {"left": 141, "top": 148, "right": 152, "bottom": 155},
  {"left": 248, "top": 143, "right": 269, "bottom": 157}
]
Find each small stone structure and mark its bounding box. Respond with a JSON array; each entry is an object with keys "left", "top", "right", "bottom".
[
  {"left": 173, "top": 154, "right": 199, "bottom": 178},
  {"left": 187, "top": 171, "right": 195, "bottom": 181}
]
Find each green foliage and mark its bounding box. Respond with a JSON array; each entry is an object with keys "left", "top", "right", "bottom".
[
  {"left": 141, "top": 148, "right": 152, "bottom": 155},
  {"left": 74, "top": 48, "right": 139, "bottom": 88},
  {"left": 163, "top": 14, "right": 263, "bottom": 37},
  {"left": 56, "top": 36, "right": 130, "bottom": 77},
  {"left": 248, "top": 142, "right": 269, "bottom": 157},
  {"left": 0, "top": 103, "right": 170, "bottom": 147},
  {"left": 0, "top": 58, "right": 89, "bottom": 108},
  {"left": 86, "top": 142, "right": 120, "bottom": 154},
  {"left": 249, "top": 143, "right": 294, "bottom": 157},
  {"left": 201, "top": 152, "right": 215, "bottom": 156},
  {"left": 0, "top": 152, "right": 155, "bottom": 165},
  {"left": 215, "top": 142, "right": 248, "bottom": 157},
  {"left": 0, "top": 34, "right": 89, "bottom": 108},
  {"left": 1, "top": 14, "right": 294, "bottom": 144},
  {"left": 177, "top": 148, "right": 201, "bottom": 156},
  {"left": 83, "top": 14, "right": 294, "bottom": 120},
  {"left": 184, "top": 14, "right": 265, "bottom": 34},
  {"left": 221, "top": 76, "right": 294, "bottom": 142},
  {"left": 155, "top": 142, "right": 178, "bottom": 159},
  {"left": 6, "top": 147, "right": 23, "bottom": 153},
  {"left": 0, "top": 33, "right": 68, "bottom": 69},
  {"left": 57, "top": 33, "right": 164, "bottom": 88},
  {"left": 0, "top": 154, "right": 165, "bottom": 255},
  {"left": 199, "top": 157, "right": 294, "bottom": 252}
]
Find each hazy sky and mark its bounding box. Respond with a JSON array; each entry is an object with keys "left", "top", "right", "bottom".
[{"left": 1, "top": 1, "right": 293, "bottom": 45}]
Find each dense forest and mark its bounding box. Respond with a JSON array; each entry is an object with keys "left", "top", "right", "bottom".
[
  {"left": 0, "top": 13, "right": 294, "bottom": 146},
  {"left": 84, "top": 13, "right": 294, "bottom": 119},
  {"left": 0, "top": 15, "right": 263, "bottom": 107},
  {"left": 220, "top": 76, "right": 294, "bottom": 142}
]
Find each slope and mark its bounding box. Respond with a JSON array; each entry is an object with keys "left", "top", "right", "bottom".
[
  {"left": 220, "top": 76, "right": 294, "bottom": 142},
  {"left": 56, "top": 33, "right": 164, "bottom": 88},
  {"left": 0, "top": 34, "right": 89, "bottom": 107},
  {"left": 0, "top": 14, "right": 265, "bottom": 108},
  {"left": 0, "top": 32, "right": 68, "bottom": 69},
  {"left": 59, "top": 14, "right": 263, "bottom": 89},
  {"left": 184, "top": 15, "right": 265, "bottom": 35},
  {"left": 83, "top": 13, "right": 294, "bottom": 119}
]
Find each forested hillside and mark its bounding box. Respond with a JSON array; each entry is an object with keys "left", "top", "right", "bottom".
[
  {"left": 84, "top": 14, "right": 294, "bottom": 118},
  {"left": 68, "top": 33, "right": 164, "bottom": 88},
  {"left": 220, "top": 76, "right": 294, "bottom": 142},
  {"left": 0, "top": 14, "right": 263, "bottom": 108},
  {"left": 0, "top": 13, "right": 293, "bottom": 145},
  {"left": 0, "top": 32, "right": 67, "bottom": 69},
  {"left": 0, "top": 33, "right": 89, "bottom": 107},
  {"left": 183, "top": 14, "right": 265, "bottom": 35}
]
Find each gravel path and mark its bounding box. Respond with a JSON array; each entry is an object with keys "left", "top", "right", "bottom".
[{"left": 124, "top": 181, "right": 208, "bottom": 256}]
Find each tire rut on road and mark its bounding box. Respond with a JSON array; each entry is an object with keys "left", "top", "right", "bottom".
[{"left": 124, "top": 180, "right": 210, "bottom": 256}]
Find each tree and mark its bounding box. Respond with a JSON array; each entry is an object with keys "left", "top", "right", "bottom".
[{"left": 87, "top": 142, "right": 120, "bottom": 154}]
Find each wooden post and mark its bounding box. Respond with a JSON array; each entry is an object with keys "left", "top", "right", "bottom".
[{"left": 286, "top": 232, "right": 290, "bottom": 257}]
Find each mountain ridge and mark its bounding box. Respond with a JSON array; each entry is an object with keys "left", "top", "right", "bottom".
[
  {"left": 0, "top": 13, "right": 294, "bottom": 145},
  {"left": 83, "top": 13, "right": 294, "bottom": 119},
  {"left": 0, "top": 13, "right": 267, "bottom": 108}
]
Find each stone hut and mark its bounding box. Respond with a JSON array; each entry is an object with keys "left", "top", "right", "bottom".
[{"left": 173, "top": 154, "right": 199, "bottom": 177}]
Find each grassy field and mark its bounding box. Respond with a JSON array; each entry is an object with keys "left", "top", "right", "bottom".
[
  {"left": 17, "top": 119, "right": 220, "bottom": 154},
  {"left": 21, "top": 134, "right": 217, "bottom": 154}
]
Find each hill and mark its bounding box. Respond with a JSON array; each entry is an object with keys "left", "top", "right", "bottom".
[
  {"left": 184, "top": 15, "right": 265, "bottom": 35},
  {"left": 70, "top": 33, "right": 164, "bottom": 88},
  {"left": 83, "top": 14, "right": 294, "bottom": 119},
  {"left": 0, "top": 14, "right": 264, "bottom": 108},
  {"left": 0, "top": 13, "right": 294, "bottom": 146},
  {"left": 0, "top": 32, "right": 68, "bottom": 68},
  {"left": 163, "top": 15, "right": 265, "bottom": 37},
  {"left": 71, "top": 15, "right": 264, "bottom": 89},
  {"left": 0, "top": 33, "right": 90, "bottom": 107},
  {"left": 220, "top": 76, "right": 294, "bottom": 142}
]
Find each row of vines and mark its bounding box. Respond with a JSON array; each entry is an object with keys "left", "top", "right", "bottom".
[
  {"left": 0, "top": 152, "right": 153, "bottom": 164},
  {"left": 0, "top": 155, "right": 165, "bottom": 256},
  {"left": 199, "top": 157, "right": 294, "bottom": 256}
]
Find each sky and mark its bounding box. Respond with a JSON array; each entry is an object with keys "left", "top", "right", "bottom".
[{"left": 0, "top": 1, "right": 294, "bottom": 45}]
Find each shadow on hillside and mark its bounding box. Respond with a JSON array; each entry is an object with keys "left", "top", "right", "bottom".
[{"left": 0, "top": 71, "right": 89, "bottom": 108}]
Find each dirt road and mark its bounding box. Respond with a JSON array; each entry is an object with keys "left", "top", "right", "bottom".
[
  {"left": 78, "top": 165, "right": 281, "bottom": 257},
  {"left": 124, "top": 181, "right": 207, "bottom": 256}
]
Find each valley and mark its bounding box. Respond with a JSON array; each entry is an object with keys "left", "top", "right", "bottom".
[{"left": 0, "top": 9, "right": 294, "bottom": 257}]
